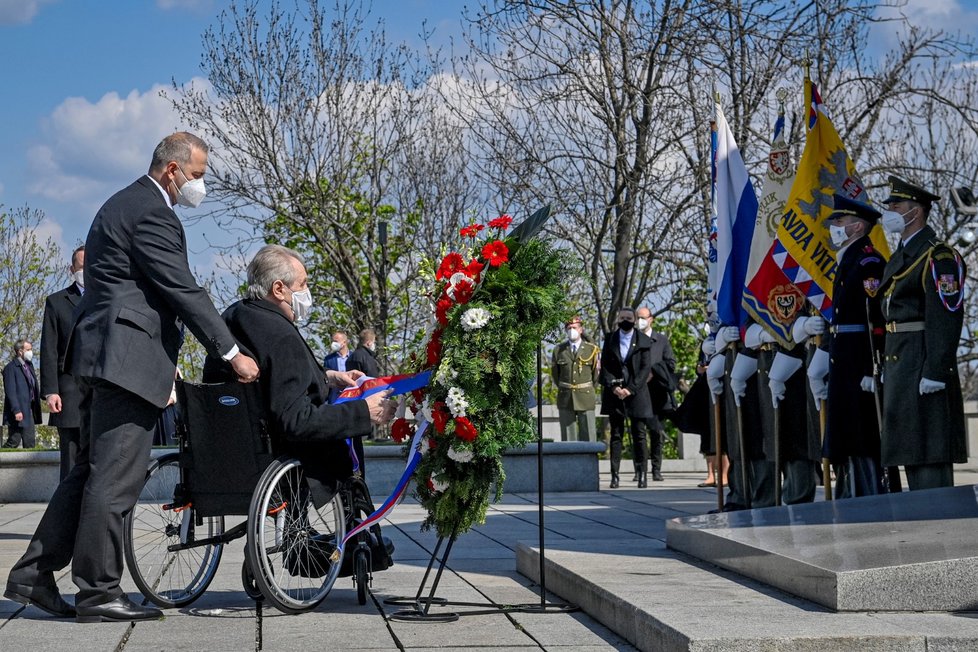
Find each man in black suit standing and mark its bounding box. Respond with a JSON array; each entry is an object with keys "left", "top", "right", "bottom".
[
  {"left": 600, "top": 307, "right": 654, "bottom": 488},
  {"left": 2, "top": 339, "right": 42, "bottom": 449},
  {"left": 40, "top": 245, "right": 85, "bottom": 479},
  {"left": 347, "top": 328, "right": 381, "bottom": 378},
  {"left": 4, "top": 132, "right": 259, "bottom": 623}
]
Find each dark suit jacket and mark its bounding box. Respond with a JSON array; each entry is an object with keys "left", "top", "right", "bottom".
[
  {"left": 323, "top": 350, "right": 350, "bottom": 403},
  {"left": 347, "top": 345, "right": 380, "bottom": 378},
  {"left": 599, "top": 329, "right": 653, "bottom": 419},
  {"left": 3, "top": 359, "right": 41, "bottom": 427},
  {"left": 67, "top": 176, "right": 237, "bottom": 408},
  {"left": 202, "top": 299, "right": 372, "bottom": 482},
  {"left": 643, "top": 329, "right": 677, "bottom": 425},
  {"left": 40, "top": 283, "right": 83, "bottom": 427}
]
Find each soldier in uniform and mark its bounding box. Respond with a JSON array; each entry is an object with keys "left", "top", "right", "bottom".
[
  {"left": 802, "top": 195, "right": 888, "bottom": 496},
  {"left": 879, "top": 176, "right": 966, "bottom": 490},
  {"left": 551, "top": 316, "right": 599, "bottom": 442}
]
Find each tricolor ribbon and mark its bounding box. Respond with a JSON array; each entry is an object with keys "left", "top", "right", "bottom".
[{"left": 332, "top": 371, "right": 431, "bottom": 547}]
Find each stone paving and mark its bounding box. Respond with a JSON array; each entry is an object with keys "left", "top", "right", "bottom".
[{"left": 3, "top": 465, "right": 978, "bottom": 651}]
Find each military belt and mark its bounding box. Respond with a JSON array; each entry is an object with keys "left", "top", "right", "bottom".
[
  {"left": 885, "top": 321, "right": 926, "bottom": 333},
  {"left": 559, "top": 381, "right": 594, "bottom": 390},
  {"left": 830, "top": 324, "right": 867, "bottom": 334}
]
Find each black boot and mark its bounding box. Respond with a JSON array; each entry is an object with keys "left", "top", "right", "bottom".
[
  {"left": 638, "top": 469, "right": 647, "bottom": 488},
  {"left": 610, "top": 469, "right": 620, "bottom": 489}
]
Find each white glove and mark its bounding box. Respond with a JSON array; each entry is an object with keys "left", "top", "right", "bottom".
[
  {"left": 701, "top": 337, "right": 716, "bottom": 357},
  {"left": 706, "top": 354, "right": 726, "bottom": 396},
  {"left": 804, "top": 316, "right": 827, "bottom": 336},
  {"left": 744, "top": 323, "right": 776, "bottom": 349},
  {"left": 792, "top": 317, "right": 811, "bottom": 344},
  {"left": 715, "top": 326, "right": 741, "bottom": 350},
  {"left": 769, "top": 378, "right": 786, "bottom": 408},
  {"left": 768, "top": 353, "right": 803, "bottom": 409},
  {"left": 860, "top": 376, "right": 876, "bottom": 393},
  {"left": 807, "top": 348, "right": 830, "bottom": 402},
  {"left": 919, "top": 377, "right": 946, "bottom": 394},
  {"left": 729, "top": 354, "right": 758, "bottom": 405}
]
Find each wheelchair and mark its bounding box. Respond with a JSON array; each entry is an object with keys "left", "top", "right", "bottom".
[{"left": 123, "top": 380, "right": 392, "bottom": 614}]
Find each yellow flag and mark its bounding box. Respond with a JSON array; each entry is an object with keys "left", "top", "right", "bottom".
[{"left": 773, "top": 78, "right": 890, "bottom": 321}]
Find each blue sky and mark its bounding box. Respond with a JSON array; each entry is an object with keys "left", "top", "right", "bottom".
[
  {"left": 1, "top": 0, "right": 976, "bottom": 282},
  {"left": 0, "top": 0, "right": 468, "bottom": 276}
]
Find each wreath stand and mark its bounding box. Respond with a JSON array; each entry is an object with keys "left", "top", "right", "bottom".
[{"left": 385, "top": 345, "right": 579, "bottom": 622}]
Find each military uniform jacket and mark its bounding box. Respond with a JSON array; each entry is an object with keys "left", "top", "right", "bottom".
[
  {"left": 40, "top": 283, "right": 83, "bottom": 428},
  {"left": 825, "top": 236, "right": 885, "bottom": 461},
  {"left": 880, "top": 225, "right": 966, "bottom": 466},
  {"left": 599, "top": 330, "right": 654, "bottom": 419},
  {"left": 551, "top": 339, "right": 598, "bottom": 412},
  {"left": 758, "top": 341, "right": 820, "bottom": 463}
]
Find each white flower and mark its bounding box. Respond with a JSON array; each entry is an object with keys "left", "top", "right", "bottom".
[
  {"left": 447, "top": 445, "right": 474, "bottom": 463},
  {"left": 430, "top": 474, "right": 449, "bottom": 492},
  {"left": 446, "top": 386, "right": 468, "bottom": 417},
  {"left": 435, "top": 365, "right": 458, "bottom": 387},
  {"left": 460, "top": 307, "right": 492, "bottom": 332},
  {"left": 421, "top": 397, "right": 434, "bottom": 422}
]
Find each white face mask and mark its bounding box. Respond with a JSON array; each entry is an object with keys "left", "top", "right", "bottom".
[
  {"left": 23, "top": 350, "right": 33, "bottom": 363},
  {"left": 175, "top": 166, "right": 207, "bottom": 208},
  {"left": 637, "top": 317, "right": 650, "bottom": 331},
  {"left": 330, "top": 340, "right": 343, "bottom": 353},
  {"left": 829, "top": 224, "right": 849, "bottom": 247},
  {"left": 72, "top": 269, "right": 85, "bottom": 288},
  {"left": 290, "top": 288, "right": 313, "bottom": 322},
  {"left": 567, "top": 328, "right": 581, "bottom": 343},
  {"left": 881, "top": 208, "right": 913, "bottom": 234},
  {"left": 365, "top": 341, "right": 376, "bottom": 352}
]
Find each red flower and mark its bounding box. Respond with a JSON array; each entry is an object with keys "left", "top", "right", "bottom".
[
  {"left": 488, "top": 214, "right": 513, "bottom": 230},
  {"left": 391, "top": 418, "right": 413, "bottom": 443},
  {"left": 481, "top": 240, "right": 509, "bottom": 267},
  {"left": 426, "top": 477, "right": 436, "bottom": 492},
  {"left": 432, "top": 402, "right": 449, "bottom": 434},
  {"left": 460, "top": 223, "right": 485, "bottom": 238},
  {"left": 451, "top": 277, "right": 474, "bottom": 305},
  {"left": 436, "top": 296, "right": 454, "bottom": 325},
  {"left": 464, "top": 258, "right": 484, "bottom": 279},
  {"left": 454, "top": 417, "right": 478, "bottom": 442},
  {"left": 426, "top": 330, "right": 442, "bottom": 367},
  {"left": 436, "top": 252, "right": 465, "bottom": 280},
  {"left": 411, "top": 388, "right": 426, "bottom": 404}
]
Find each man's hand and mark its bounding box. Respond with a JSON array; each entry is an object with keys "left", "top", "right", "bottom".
[
  {"left": 14, "top": 412, "right": 23, "bottom": 422},
  {"left": 615, "top": 387, "right": 632, "bottom": 399},
  {"left": 366, "top": 389, "right": 395, "bottom": 425},
  {"left": 46, "top": 394, "right": 63, "bottom": 413},
  {"left": 326, "top": 369, "right": 363, "bottom": 389},
  {"left": 230, "top": 353, "right": 260, "bottom": 383}
]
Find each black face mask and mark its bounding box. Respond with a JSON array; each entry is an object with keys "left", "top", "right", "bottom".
[{"left": 618, "top": 320, "right": 634, "bottom": 332}]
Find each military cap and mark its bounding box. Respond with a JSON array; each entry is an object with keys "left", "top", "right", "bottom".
[
  {"left": 881, "top": 175, "right": 940, "bottom": 205},
  {"left": 827, "top": 193, "right": 882, "bottom": 223}
]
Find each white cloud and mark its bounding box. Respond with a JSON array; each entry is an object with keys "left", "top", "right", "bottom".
[
  {"left": 0, "top": 0, "right": 56, "bottom": 25},
  {"left": 156, "top": 0, "right": 214, "bottom": 12},
  {"left": 26, "top": 82, "right": 200, "bottom": 205}
]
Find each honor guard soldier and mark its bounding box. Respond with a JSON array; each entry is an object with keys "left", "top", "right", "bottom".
[
  {"left": 551, "top": 316, "right": 600, "bottom": 442},
  {"left": 879, "top": 176, "right": 967, "bottom": 490},
  {"left": 807, "top": 195, "right": 888, "bottom": 496}
]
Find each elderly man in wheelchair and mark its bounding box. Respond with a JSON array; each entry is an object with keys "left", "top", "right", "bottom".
[{"left": 124, "top": 244, "right": 397, "bottom": 613}]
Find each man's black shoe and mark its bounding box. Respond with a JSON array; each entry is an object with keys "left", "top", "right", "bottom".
[
  {"left": 652, "top": 471, "right": 664, "bottom": 482},
  {"left": 76, "top": 595, "right": 163, "bottom": 623},
  {"left": 4, "top": 581, "right": 76, "bottom": 618}
]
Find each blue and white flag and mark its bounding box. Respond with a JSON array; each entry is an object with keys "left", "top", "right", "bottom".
[{"left": 713, "top": 100, "right": 759, "bottom": 328}]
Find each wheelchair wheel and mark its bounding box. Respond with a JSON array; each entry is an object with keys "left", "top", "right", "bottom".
[
  {"left": 245, "top": 457, "right": 346, "bottom": 613},
  {"left": 241, "top": 559, "right": 263, "bottom": 602},
  {"left": 354, "top": 548, "right": 368, "bottom": 605},
  {"left": 124, "top": 453, "right": 225, "bottom": 608}
]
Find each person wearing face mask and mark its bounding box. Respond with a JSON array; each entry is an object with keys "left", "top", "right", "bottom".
[
  {"left": 599, "top": 307, "right": 654, "bottom": 488},
  {"left": 2, "top": 339, "right": 42, "bottom": 449},
  {"left": 635, "top": 306, "right": 677, "bottom": 482},
  {"left": 323, "top": 331, "right": 351, "bottom": 402},
  {"left": 39, "top": 246, "right": 86, "bottom": 479},
  {"left": 551, "top": 316, "right": 600, "bottom": 442},
  {"left": 815, "top": 194, "right": 889, "bottom": 497},
  {"left": 5, "top": 132, "right": 260, "bottom": 624},
  {"left": 202, "top": 244, "right": 394, "bottom": 494},
  {"left": 877, "top": 176, "right": 967, "bottom": 491},
  {"left": 348, "top": 328, "right": 381, "bottom": 380}
]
